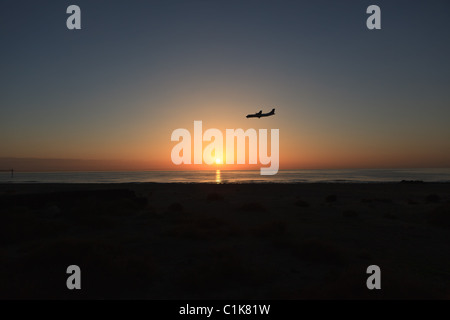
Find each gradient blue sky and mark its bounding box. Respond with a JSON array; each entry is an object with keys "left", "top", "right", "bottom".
[{"left": 1, "top": 0, "right": 449, "bottom": 170}]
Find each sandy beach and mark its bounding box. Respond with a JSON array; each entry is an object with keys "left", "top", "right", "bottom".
[{"left": 1, "top": 182, "right": 450, "bottom": 299}]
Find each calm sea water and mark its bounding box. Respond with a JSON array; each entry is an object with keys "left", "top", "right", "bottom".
[{"left": 1, "top": 169, "right": 450, "bottom": 184}]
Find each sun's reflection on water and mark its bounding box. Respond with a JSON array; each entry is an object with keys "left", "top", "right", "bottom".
[{"left": 215, "top": 170, "right": 221, "bottom": 184}]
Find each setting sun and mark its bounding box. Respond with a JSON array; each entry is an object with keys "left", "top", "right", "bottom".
[{"left": 215, "top": 158, "right": 221, "bottom": 164}]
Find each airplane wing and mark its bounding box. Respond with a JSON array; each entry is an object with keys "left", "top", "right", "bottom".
[{"left": 260, "top": 109, "right": 276, "bottom": 117}]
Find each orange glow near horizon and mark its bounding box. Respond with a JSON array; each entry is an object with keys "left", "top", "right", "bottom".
[{"left": 2, "top": 99, "right": 450, "bottom": 172}]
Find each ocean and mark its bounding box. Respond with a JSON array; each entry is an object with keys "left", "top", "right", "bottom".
[{"left": 1, "top": 169, "right": 450, "bottom": 184}]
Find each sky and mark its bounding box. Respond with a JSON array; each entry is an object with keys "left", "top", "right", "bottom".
[{"left": 1, "top": 0, "right": 450, "bottom": 171}]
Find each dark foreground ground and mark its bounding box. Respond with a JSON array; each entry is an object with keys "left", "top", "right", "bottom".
[{"left": 1, "top": 182, "right": 450, "bottom": 299}]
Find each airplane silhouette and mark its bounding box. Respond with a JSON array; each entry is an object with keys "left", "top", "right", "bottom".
[{"left": 246, "top": 108, "right": 275, "bottom": 119}]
